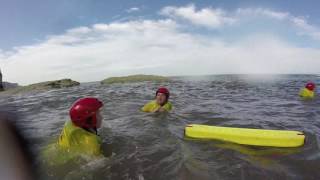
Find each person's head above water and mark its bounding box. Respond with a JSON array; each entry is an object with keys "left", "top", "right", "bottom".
[
  {"left": 155, "top": 87, "right": 170, "bottom": 106},
  {"left": 305, "top": 82, "right": 316, "bottom": 91},
  {"left": 69, "top": 97, "right": 104, "bottom": 130}
]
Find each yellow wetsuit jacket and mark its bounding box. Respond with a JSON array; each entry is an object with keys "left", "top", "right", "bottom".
[
  {"left": 57, "top": 120, "right": 102, "bottom": 156},
  {"left": 141, "top": 100, "right": 172, "bottom": 112},
  {"left": 42, "top": 120, "right": 102, "bottom": 165},
  {"left": 299, "top": 88, "right": 315, "bottom": 99}
]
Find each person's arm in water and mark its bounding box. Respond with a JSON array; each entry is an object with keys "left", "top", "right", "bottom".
[
  {"left": 155, "top": 101, "right": 173, "bottom": 112},
  {"left": 153, "top": 106, "right": 166, "bottom": 112},
  {"left": 141, "top": 103, "right": 149, "bottom": 112},
  {"left": 141, "top": 100, "right": 158, "bottom": 112}
]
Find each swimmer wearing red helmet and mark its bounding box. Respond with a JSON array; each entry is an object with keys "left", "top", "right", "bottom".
[
  {"left": 299, "top": 82, "right": 316, "bottom": 99},
  {"left": 142, "top": 87, "right": 173, "bottom": 112}
]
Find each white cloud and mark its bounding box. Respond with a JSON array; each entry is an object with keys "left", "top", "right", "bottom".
[
  {"left": 290, "top": 17, "right": 320, "bottom": 40},
  {"left": 160, "top": 5, "right": 320, "bottom": 41},
  {"left": 1, "top": 6, "right": 320, "bottom": 85},
  {"left": 236, "top": 8, "right": 320, "bottom": 40},
  {"left": 126, "top": 7, "right": 140, "bottom": 13},
  {"left": 66, "top": 26, "right": 91, "bottom": 34},
  {"left": 160, "top": 4, "right": 235, "bottom": 28},
  {"left": 236, "top": 8, "right": 289, "bottom": 20}
]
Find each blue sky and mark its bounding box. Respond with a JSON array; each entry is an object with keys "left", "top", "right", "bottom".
[
  {"left": 2, "top": 0, "right": 320, "bottom": 50},
  {"left": 1, "top": 0, "right": 320, "bottom": 84}
]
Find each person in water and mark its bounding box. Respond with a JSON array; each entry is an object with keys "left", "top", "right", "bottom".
[
  {"left": 42, "top": 97, "right": 111, "bottom": 166},
  {"left": 57, "top": 97, "right": 104, "bottom": 156},
  {"left": 142, "top": 87, "right": 173, "bottom": 112},
  {"left": 40, "top": 97, "right": 112, "bottom": 179},
  {"left": 299, "top": 82, "right": 316, "bottom": 99}
]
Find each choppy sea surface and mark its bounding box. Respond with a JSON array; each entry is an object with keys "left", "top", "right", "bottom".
[{"left": 1, "top": 74, "right": 320, "bottom": 180}]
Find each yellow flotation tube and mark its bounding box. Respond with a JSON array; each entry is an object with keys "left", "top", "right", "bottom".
[{"left": 185, "top": 124, "right": 305, "bottom": 147}]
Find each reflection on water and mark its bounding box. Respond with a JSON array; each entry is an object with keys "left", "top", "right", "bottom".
[{"left": 0, "top": 75, "right": 320, "bottom": 179}]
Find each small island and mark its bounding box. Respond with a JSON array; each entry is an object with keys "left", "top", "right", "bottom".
[
  {"left": 0, "top": 79, "right": 80, "bottom": 95},
  {"left": 101, "top": 74, "right": 170, "bottom": 84}
]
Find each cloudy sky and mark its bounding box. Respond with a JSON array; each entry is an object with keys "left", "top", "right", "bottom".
[{"left": 1, "top": 0, "right": 320, "bottom": 85}]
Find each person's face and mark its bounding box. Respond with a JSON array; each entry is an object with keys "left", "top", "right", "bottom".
[
  {"left": 156, "top": 93, "right": 167, "bottom": 106},
  {"left": 96, "top": 110, "right": 103, "bottom": 128}
]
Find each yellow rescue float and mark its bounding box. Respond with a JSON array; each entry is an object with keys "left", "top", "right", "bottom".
[{"left": 185, "top": 124, "right": 305, "bottom": 147}]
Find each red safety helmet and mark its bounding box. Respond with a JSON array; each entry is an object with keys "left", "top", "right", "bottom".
[
  {"left": 305, "top": 82, "right": 316, "bottom": 91},
  {"left": 156, "top": 87, "right": 170, "bottom": 99},
  {"left": 69, "top": 97, "right": 103, "bottom": 129}
]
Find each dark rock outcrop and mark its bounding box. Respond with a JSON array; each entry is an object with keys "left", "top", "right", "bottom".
[{"left": 0, "top": 79, "right": 80, "bottom": 95}]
